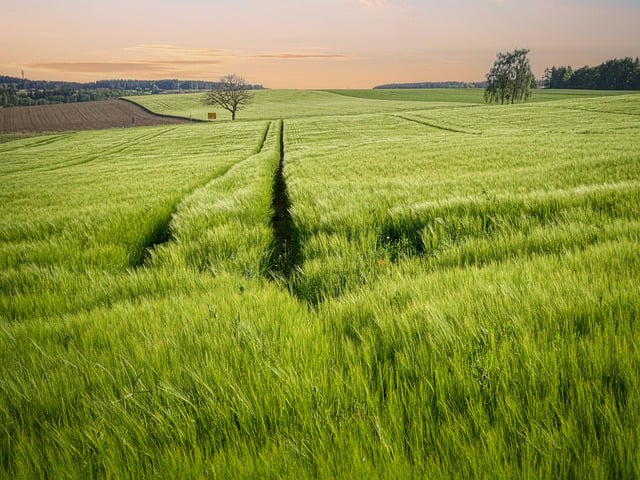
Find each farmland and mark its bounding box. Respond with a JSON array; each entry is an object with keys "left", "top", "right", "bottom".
[
  {"left": 0, "top": 99, "right": 189, "bottom": 135},
  {"left": 1, "top": 89, "right": 639, "bottom": 478},
  {"left": 132, "top": 88, "right": 479, "bottom": 121},
  {"left": 327, "top": 87, "right": 630, "bottom": 103},
  {"left": 131, "top": 87, "right": 632, "bottom": 121}
]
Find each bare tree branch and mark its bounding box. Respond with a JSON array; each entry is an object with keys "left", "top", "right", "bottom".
[{"left": 202, "top": 74, "right": 253, "bottom": 120}]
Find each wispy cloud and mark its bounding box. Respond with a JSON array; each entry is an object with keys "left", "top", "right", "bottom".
[
  {"left": 25, "top": 60, "right": 218, "bottom": 74},
  {"left": 23, "top": 44, "right": 228, "bottom": 77},
  {"left": 23, "top": 44, "right": 352, "bottom": 80},
  {"left": 354, "top": 0, "right": 387, "bottom": 6},
  {"left": 252, "top": 53, "right": 350, "bottom": 60},
  {"left": 125, "top": 44, "right": 224, "bottom": 58}
]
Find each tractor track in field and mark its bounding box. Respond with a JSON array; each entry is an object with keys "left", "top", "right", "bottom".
[
  {"left": 0, "top": 133, "right": 75, "bottom": 154},
  {"left": 268, "top": 120, "right": 301, "bottom": 280},
  {"left": 564, "top": 106, "right": 640, "bottom": 118},
  {"left": 136, "top": 118, "right": 303, "bottom": 284},
  {"left": 1, "top": 127, "right": 181, "bottom": 175},
  {"left": 33, "top": 127, "right": 180, "bottom": 173},
  {"left": 393, "top": 114, "right": 480, "bottom": 135},
  {"left": 136, "top": 121, "right": 274, "bottom": 268},
  {"left": 0, "top": 134, "right": 78, "bottom": 174},
  {"left": 257, "top": 121, "right": 271, "bottom": 153},
  {"left": 45, "top": 126, "right": 181, "bottom": 172}
]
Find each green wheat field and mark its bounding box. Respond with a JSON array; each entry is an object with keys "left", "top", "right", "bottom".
[{"left": 1, "top": 89, "right": 639, "bottom": 478}]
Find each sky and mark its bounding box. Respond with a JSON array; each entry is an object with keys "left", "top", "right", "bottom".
[{"left": 1, "top": 0, "right": 639, "bottom": 88}]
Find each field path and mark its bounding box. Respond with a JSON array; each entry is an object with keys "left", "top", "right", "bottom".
[
  {"left": 393, "top": 114, "right": 480, "bottom": 134},
  {"left": 0, "top": 127, "right": 181, "bottom": 175},
  {"left": 269, "top": 120, "right": 300, "bottom": 279},
  {"left": 0, "top": 99, "right": 190, "bottom": 133},
  {"left": 138, "top": 121, "right": 275, "bottom": 267}
]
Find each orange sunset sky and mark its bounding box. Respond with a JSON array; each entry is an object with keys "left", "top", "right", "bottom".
[{"left": 1, "top": 0, "right": 639, "bottom": 89}]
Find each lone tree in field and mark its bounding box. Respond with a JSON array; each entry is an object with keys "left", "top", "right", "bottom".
[
  {"left": 202, "top": 74, "right": 253, "bottom": 120},
  {"left": 484, "top": 49, "right": 536, "bottom": 104}
]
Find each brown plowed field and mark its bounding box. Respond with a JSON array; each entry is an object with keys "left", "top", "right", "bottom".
[{"left": 0, "top": 99, "right": 189, "bottom": 133}]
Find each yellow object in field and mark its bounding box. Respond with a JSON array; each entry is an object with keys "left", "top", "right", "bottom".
[{"left": 208, "top": 112, "right": 217, "bottom": 120}]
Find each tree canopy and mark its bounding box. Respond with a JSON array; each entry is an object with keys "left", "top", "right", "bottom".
[
  {"left": 543, "top": 57, "right": 640, "bottom": 90},
  {"left": 484, "top": 49, "right": 536, "bottom": 105},
  {"left": 202, "top": 74, "right": 253, "bottom": 121}
]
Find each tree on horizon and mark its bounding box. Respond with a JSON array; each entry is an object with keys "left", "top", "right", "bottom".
[
  {"left": 202, "top": 74, "right": 253, "bottom": 121},
  {"left": 484, "top": 49, "right": 536, "bottom": 104}
]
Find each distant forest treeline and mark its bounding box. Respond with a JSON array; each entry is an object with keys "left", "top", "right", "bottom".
[
  {"left": 374, "top": 57, "right": 640, "bottom": 92},
  {"left": 0, "top": 77, "right": 264, "bottom": 108},
  {"left": 544, "top": 57, "right": 640, "bottom": 90},
  {"left": 374, "top": 81, "right": 486, "bottom": 89}
]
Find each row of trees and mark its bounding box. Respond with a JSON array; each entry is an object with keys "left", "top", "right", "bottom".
[
  {"left": 0, "top": 75, "right": 264, "bottom": 108},
  {"left": 543, "top": 57, "right": 640, "bottom": 90},
  {"left": 0, "top": 70, "right": 259, "bottom": 121},
  {"left": 374, "top": 81, "right": 484, "bottom": 89},
  {"left": 0, "top": 84, "right": 126, "bottom": 107},
  {"left": 484, "top": 51, "right": 640, "bottom": 105}
]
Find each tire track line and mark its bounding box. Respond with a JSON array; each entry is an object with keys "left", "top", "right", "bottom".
[
  {"left": 268, "top": 120, "right": 301, "bottom": 280},
  {"left": 136, "top": 121, "right": 273, "bottom": 267},
  {"left": 0, "top": 133, "right": 75, "bottom": 155},
  {"left": 42, "top": 126, "right": 180, "bottom": 172},
  {"left": 392, "top": 114, "right": 480, "bottom": 135}
]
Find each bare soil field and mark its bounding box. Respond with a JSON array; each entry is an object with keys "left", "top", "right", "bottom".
[{"left": 0, "top": 99, "right": 190, "bottom": 133}]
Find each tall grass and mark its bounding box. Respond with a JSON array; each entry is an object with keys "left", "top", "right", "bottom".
[
  {"left": 1, "top": 92, "right": 639, "bottom": 478},
  {"left": 150, "top": 120, "right": 281, "bottom": 276},
  {"left": 131, "top": 89, "right": 479, "bottom": 122},
  {"left": 284, "top": 96, "right": 640, "bottom": 302},
  {"left": 0, "top": 121, "right": 267, "bottom": 321},
  {"left": 326, "top": 87, "right": 630, "bottom": 104},
  {"left": 129, "top": 88, "right": 633, "bottom": 122}
]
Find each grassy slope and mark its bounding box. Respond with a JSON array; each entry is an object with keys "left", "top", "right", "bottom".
[
  {"left": 1, "top": 91, "right": 639, "bottom": 478},
  {"left": 326, "top": 87, "right": 631, "bottom": 103},
  {"left": 0, "top": 132, "right": 41, "bottom": 144},
  {"left": 129, "top": 89, "right": 477, "bottom": 121},
  {"left": 0, "top": 121, "right": 269, "bottom": 320},
  {"left": 285, "top": 95, "right": 640, "bottom": 301},
  {"left": 128, "top": 88, "right": 631, "bottom": 122}
]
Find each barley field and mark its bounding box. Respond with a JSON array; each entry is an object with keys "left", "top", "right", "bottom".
[{"left": 1, "top": 89, "right": 639, "bottom": 478}]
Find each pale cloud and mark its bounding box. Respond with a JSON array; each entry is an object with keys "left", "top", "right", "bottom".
[
  {"left": 25, "top": 60, "right": 219, "bottom": 75},
  {"left": 252, "top": 53, "right": 350, "bottom": 60},
  {"left": 38, "top": 44, "right": 230, "bottom": 78},
  {"left": 2, "top": 0, "right": 639, "bottom": 87},
  {"left": 356, "top": 0, "right": 386, "bottom": 6},
  {"left": 125, "top": 45, "right": 224, "bottom": 58},
  {"left": 22, "top": 44, "right": 352, "bottom": 80}
]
